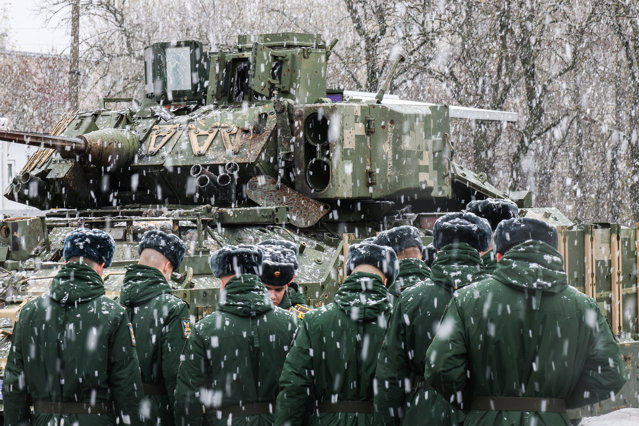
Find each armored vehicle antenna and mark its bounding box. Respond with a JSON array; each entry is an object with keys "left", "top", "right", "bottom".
[
  {"left": 376, "top": 53, "right": 406, "bottom": 104},
  {"left": 326, "top": 38, "right": 339, "bottom": 59}
]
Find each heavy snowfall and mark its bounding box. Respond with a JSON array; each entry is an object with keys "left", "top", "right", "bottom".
[{"left": 2, "top": 1, "right": 639, "bottom": 425}]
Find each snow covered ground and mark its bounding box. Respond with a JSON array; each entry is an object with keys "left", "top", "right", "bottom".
[{"left": 579, "top": 409, "right": 639, "bottom": 425}]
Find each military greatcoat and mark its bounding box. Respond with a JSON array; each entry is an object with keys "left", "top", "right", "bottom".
[
  {"left": 120, "top": 263, "right": 190, "bottom": 425},
  {"left": 375, "top": 242, "right": 485, "bottom": 425},
  {"left": 276, "top": 271, "right": 392, "bottom": 426},
  {"left": 3, "top": 262, "right": 144, "bottom": 426},
  {"left": 174, "top": 274, "right": 297, "bottom": 426}
]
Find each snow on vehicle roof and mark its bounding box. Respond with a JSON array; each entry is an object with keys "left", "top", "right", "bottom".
[{"left": 343, "top": 90, "right": 518, "bottom": 122}]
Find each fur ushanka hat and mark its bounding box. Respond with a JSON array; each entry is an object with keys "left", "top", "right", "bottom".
[
  {"left": 346, "top": 243, "right": 399, "bottom": 286},
  {"left": 494, "top": 217, "right": 558, "bottom": 254},
  {"left": 375, "top": 225, "right": 424, "bottom": 254},
  {"left": 63, "top": 228, "right": 116, "bottom": 267},
  {"left": 209, "top": 245, "right": 262, "bottom": 278},
  {"left": 258, "top": 244, "right": 298, "bottom": 287},
  {"left": 466, "top": 198, "right": 519, "bottom": 231},
  {"left": 138, "top": 229, "right": 187, "bottom": 269},
  {"left": 432, "top": 212, "right": 492, "bottom": 252}
]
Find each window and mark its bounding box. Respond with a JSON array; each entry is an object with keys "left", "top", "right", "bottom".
[
  {"left": 166, "top": 47, "right": 192, "bottom": 92},
  {"left": 144, "top": 47, "right": 154, "bottom": 94},
  {"left": 7, "top": 161, "right": 14, "bottom": 183}
]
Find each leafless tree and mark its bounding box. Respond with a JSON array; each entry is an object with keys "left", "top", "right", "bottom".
[
  {"left": 602, "top": 0, "right": 639, "bottom": 222},
  {"left": 342, "top": 0, "right": 396, "bottom": 91}
]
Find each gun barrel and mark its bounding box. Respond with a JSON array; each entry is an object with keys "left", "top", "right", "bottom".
[
  {"left": 0, "top": 130, "right": 87, "bottom": 152},
  {"left": 0, "top": 128, "right": 139, "bottom": 169}
]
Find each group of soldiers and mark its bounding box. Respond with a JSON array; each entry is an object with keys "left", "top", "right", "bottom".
[{"left": 2, "top": 199, "right": 627, "bottom": 425}]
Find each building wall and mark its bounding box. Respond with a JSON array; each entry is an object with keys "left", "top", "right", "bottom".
[{"left": 0, "top": 117, "right": 41, "bottom": 215}]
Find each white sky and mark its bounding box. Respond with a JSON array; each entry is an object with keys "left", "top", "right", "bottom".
[{"left": 5, "top": 0, "right": 70, "bottom": 53}]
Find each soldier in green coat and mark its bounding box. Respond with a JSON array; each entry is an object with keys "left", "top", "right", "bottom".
[
  {"left": 3, "top": 228, "right": 144, "bottom": 426},
  {"left": 424, "top": 218, "right": 626, "bottom": 426},
  {"left": 375, "top": 225, "right": 430, "bottom": 299},
  {"left": 275, "top": 242, "right": 398, "bottom": 425},
  {"left": 466, "top": 198, "right": 518, "bottom": 274},
  {"left": 174, "top": 245, "right": 298, "bottom": 426},
  {"left": 120, "top": 229, "right": 189, "bottom": 425},
  {"left": 257, "top": 239, "right": 309, "bottom": 317},
  {"left": 375, "top": 212, "right": 491, "bottom": 425}
]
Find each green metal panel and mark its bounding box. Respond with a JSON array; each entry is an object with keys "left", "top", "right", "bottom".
[
  {"left": 621, "top": 227, "right": 637, "bottom": 335},
  {"left": 375, "top": 104, "right": 451, "bottom": 199},
  {"left": 293, "top": 103, "right": 457, "bottom": 201},
  {"left": 174, "top": 285, "right": 220, "bottom": 317},
  {"left": 0, "top": 217, "right": 47, "bottom": 261},
  {"left": 565, "top": 228, "right": 586, "bottom": 293},
  {"left": 94, "top": 111, "right": 125, "bottom": 129},
  {"left": 519, "top": 208, "right": 575, "bottom": 227},
  {"left": 290, "top": 49, "right": 328, "bottom": 104},
  {"left": 594, "top": 228, "right": 613, "bottom": 325},
  {"left": 211, "top": 207, "right": 288, "bottom": 226},
  {"left": 293, "top": 103, "right": 370, "bottom": 199},
  {"left": 132, "top": 104, "right": 276, "bottom": 169},
  {"left": 62, "top": 113, "right": 99, "bottom": 136}
]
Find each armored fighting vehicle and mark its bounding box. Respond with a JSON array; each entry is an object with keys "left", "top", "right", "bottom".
[{"left": 0, "top": 33, "right": 637, "bottom": 417}]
